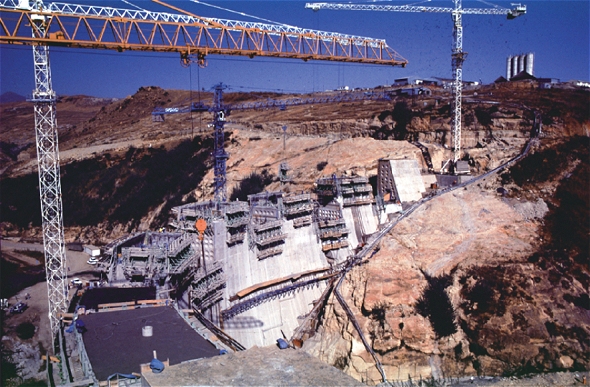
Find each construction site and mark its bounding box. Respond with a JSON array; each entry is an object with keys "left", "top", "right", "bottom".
[{"left": 1, "top": 0, "right": 589, "bottom": 386}]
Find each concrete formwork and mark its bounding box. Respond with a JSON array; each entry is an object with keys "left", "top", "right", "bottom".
[
  {"left": 103, "top": 177, "right": 389, "bottom": 350},
  {"left": 342, "top": 203, "right": 379, "bottom": 249},
  {"left": 221, "top": 215, "right": 328, "bottom": 347},
  {"left": 379, "top": 159, "right": 426, "bottom": 203}
]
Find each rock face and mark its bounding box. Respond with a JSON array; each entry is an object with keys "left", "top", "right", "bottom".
[{"left": 303, "top": 138, "right": 589, "bottom": 385}]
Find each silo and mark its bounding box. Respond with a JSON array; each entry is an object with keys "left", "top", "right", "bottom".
[
  {"left": 525, "top": 52, "right": 534, "bottom": 75},
  {"left": 518, "top": 54, "right": 525, "bottom": 74},
  {"left": 506, "top": 56, "right": 512, "bottom": 79},
  {"left": 511, "top": 55, "right": 519, "bottom": 78}
]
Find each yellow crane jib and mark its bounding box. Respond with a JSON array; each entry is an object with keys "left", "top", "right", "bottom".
[{"left": 0, "top": 0, "right": 408, "bottom": 66}]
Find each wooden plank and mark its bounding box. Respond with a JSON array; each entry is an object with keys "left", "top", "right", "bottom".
[{"left": 41, "top": 355, "right": 60, "bottom": 363}]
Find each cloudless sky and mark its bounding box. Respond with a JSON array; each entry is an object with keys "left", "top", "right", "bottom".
[{"left": 0, "top": 0, "right": 588, "bottom": 98}]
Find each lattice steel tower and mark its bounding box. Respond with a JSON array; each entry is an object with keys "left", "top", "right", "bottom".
[
  {"left": 212, "top": 83, "right": 229, "bottom": 202},
  {"left": 306, "top": 0, "right": 526, "bottom": 169},
  {"left": 29, "top": 0, "right": 68, "bottom": 336}
]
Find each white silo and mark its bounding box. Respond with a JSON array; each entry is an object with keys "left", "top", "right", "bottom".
[
  {"left": 518, "top": 54, "right": 526, "bottom": 74},
  {"left": 511, "top": 55, "right": 519, "bottom": 78},
  {"left": 506, "top": 56, "right": 512, "bottom": 79},
  {"left": 525, "top": 52, "right": 534, "bottom": 75}
]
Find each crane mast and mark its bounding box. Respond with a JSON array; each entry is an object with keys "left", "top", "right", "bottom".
[
  {"left": 0, "top": 0, "right": 407, "bottom": 341},
  {"left": 212, "top": 84, "right": 229, "bottom": 203},
  {"left": 28, "top": 0, "right": 68, "bottom": 337},
  {"left": 451, "top": 0, "right": 464, "bottom": 166},
  {"left": 306, "top": 0, "right": 526, "bottom": 170}
]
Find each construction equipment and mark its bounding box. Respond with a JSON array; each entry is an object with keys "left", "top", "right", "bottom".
[
  {"left": 152, "top": 89, "right": 394, "bottom": 121},
  {"left": 0, "top": 0, "right": 407, "bottom": 340},
  {"left": 0, "top": 0, "right": 408, "bottom": 66},
  {"left": 152, "top": 87, "right": 393, "bottom": 202},
  {"left": 306, "top": 0, "right": 526, "bottom": 173}
]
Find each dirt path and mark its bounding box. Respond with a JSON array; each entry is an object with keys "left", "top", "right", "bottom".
[{"left": 2, "top": 239, "right": 102, "bottom": 380}]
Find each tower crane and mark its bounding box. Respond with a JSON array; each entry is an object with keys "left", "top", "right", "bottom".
[
  {"left": 306, "top": 0, "right": 526, "bottom": 172},
  {"left": 0, "top": 0, "right": 407, "bottom": 340},
  {"left": 153, "top": 86, "right": 393, "bottom": 201},
  {"left": 152, "top": 88, "right": 393, "bottom": 121}
]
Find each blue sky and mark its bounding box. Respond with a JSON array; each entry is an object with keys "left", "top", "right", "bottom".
[{"left": 1, "top": 0, "right": 588, "bottom": 98}]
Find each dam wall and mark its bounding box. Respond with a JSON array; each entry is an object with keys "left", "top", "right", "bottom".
[{"left": 103, "top": 171, "right": 428, "bottom": 349}]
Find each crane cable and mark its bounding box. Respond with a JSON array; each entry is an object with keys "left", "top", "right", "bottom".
[
  {"left": 190, "top": 0, "right": 295, "bottom": 28},
  {"left": 350, "top": 0, "right": 432, "bottom": 5},
  {"left": 198, "top": 65, "right": 202, "bottom": 136},
  {"left": 120, "top": 0, "right": 143, "bottom": 10},
  {"left": 189, "top": 64, "right": 195, "bottom": 139},
  {"left": 476, "top": 0, "right": 507, "bottom": 10}
]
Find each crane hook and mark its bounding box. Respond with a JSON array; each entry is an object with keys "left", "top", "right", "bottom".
[{"left": 180, "top": 52, "right": 207, "bottom": 68}]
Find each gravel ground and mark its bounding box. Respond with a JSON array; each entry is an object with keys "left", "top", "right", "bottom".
[
  {"left": 380, "top": 371, "right": 589, "bottom": 387},
  {"left": 1, "top": 239, "right": 101, "bottom": 383},
  {"left": 142, "top": 345, "right": 365, "bottom": 386}
]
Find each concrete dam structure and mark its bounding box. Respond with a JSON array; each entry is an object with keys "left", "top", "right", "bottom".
[{"left": 101, "top": 167, "right": 424, "bottom": 348}]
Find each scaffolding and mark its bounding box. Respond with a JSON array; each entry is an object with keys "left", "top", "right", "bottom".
[
  {"left": 111, "top": 232, "right": 199, "bottom": 284},
  {"left": 316, "top": 175, "right": 374, "bottom": 207}
]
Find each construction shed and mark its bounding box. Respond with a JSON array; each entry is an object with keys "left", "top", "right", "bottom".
[{"left": 83, "top": 245, "right": 101, "bottom": 257}]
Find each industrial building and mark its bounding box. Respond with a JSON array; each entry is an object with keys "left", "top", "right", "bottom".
[
  {"left": 506, "top": 52, "right": 534, "bottom": 80},
  {"left": 391, "top": 87, "right": 432, "bottom": 96},
  {"left": 393, "top": 77, "right": 439, "bottom": 87}
]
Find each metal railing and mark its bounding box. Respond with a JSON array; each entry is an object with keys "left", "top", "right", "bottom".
[{"left": 192, "top": 309, "right": 246, "bottom": 352}]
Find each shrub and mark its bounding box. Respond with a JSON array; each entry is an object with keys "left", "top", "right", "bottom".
[
  {"left": 333, "top": 355, "right": 349, "bottom": 370},
  {"left": 316, "top": 161, "right": 328, "bottom": 171},
  {"left": 16, "top": 322, "right": 36, "bottom": 340},
  {"left": 1, "top": 344, "right": 19, "bottom": 384},
  {"left": 229, "top": 170, "right": 274, "bottom": 202},
  {"left": 415, "top": 272, "right": 457, "bottom": 338},
  {"left": 465, "top": 280, "right": 494, "bottom": 313},
  {"left": 474, "top": 106, "right": 495, "bottom": 126},
  {"left": 1, "top": 136, "right": 213, "bottom": 230}
]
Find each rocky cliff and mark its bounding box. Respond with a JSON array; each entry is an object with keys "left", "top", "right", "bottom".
[{"left": 302, "top": 137, "right": 589, "bottom": 385}]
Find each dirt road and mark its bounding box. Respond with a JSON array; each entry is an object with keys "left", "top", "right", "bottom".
[{"left": 1, "top": 238, "right": 102, "bottom": 382}]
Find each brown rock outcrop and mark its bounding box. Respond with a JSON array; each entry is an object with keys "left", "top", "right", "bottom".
[{"left": 303, "top": 144, "right": 589, "bottom": 385}]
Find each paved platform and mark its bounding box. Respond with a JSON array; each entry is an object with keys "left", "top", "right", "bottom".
[
  {"left": 78, "top": 286, "right": 155, "bottom": 310},
  {"left": 79, "top": 306, "right": 220, "bottom": 381}
]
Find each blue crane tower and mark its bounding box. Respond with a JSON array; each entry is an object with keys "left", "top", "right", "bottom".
[{"left": 153, "top": 86, "right": 393, "bottom": 202}]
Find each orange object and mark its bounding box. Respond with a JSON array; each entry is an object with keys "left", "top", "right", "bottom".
[
  {"left": 195, "top": 218, "right": 207, "bottom": 240},
  {"left": 195, "top": 219, "right": 207, "bottom": 232}
]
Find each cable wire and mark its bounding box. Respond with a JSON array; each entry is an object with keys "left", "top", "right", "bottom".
[{"left": 190, "top": 0, "right": 294, "bottom": 27}]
